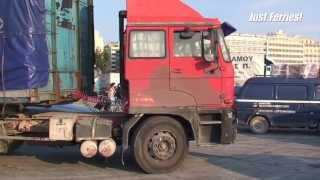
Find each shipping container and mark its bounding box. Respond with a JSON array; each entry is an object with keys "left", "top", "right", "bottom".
[{"left": 0, "top": 0, "right": 95, "bottom": 105}]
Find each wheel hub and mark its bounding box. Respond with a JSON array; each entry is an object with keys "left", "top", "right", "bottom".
[
  {"left": 253, "top": 120, "right": 264, "bottom": 131},
  {"left": 254, "top": 122, "right": 263, "bottom": 130},
  {"left": 148, "top": 131, "right": 176, "bottom": 161}
]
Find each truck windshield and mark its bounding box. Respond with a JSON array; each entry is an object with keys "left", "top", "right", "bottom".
[
  {"left": 217, "top": 29, "right": 232, "bottom": 63},
  {"left": 203, "top": 29, "right": 232, "bottom": 63}
]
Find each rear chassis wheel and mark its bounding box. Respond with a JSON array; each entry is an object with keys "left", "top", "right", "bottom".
[
  {"left": 0, "top": 124, "right": 22, "bottom": 155},
  {"left": 132, "top": 116, "right": 188, "bottom": 174},
  {"left": 0, "top": 126, "right": 9, "bottom": 154}
]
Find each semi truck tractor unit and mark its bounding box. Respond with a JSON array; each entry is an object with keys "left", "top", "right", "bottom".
[{"left": 0, "top": 0, "right": 237, "bottom": 173}]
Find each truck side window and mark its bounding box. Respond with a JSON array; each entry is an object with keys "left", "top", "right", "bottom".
[
  {"left": 174, "top": 32, "right": 201, "bottom": 57},
  {"left": 242, "top": 85, "right": 274, "bottom": 100},
  {"left": 129, "top": 31, "right": 166, "bottom": 58},
  {"left": 278, "top": 86, "right": 307, "bottom": 100},
  {"left": 217, "top": 29, "right": 232, "bottom": 63}
]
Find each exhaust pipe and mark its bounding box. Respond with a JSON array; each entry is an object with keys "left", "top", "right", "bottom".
[
  {"left": 80, "top": 140, "right": 98, "bottom": 158},
  {"left": 98, "top": 138, "right": 116, "bottom": 158}
]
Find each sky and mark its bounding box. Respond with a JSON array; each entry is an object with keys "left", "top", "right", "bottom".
[{"left": 93, "top": 0, "right": 320, "bottom": 42}]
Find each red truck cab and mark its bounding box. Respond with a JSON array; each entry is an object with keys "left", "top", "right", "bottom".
[
  {"left": 124, "top": 0, "right": 235, "bottom": 111},
  {"left": 119, "top": 0, "right": 237, "bottom": 173}
]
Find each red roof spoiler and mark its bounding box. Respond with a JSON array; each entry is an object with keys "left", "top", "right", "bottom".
[{"left": 127, "top": 0, "right": 205, "bottom": 23}]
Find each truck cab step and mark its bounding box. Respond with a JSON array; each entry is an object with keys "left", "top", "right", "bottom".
[{"left": 200, "top": 121, "right": 222, "bottom": 125}]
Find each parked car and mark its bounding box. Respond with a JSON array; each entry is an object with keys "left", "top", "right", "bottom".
[{"left": 236, "top": 77, "right": 320, "bottom": 134}]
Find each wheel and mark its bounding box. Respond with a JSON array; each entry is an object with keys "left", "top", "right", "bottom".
[
  {"left": 0, "top": 125, "right": 9, "bottom": 155},
  {"left": 249, "top": 116, "right": 269, "bottom": 134},
  {"left": 0, "top": 125, "right": 22, "bottom": 155},
  {"left": 232, "top": 124, "right": 238, "bottom": 142},
  {"left": 309, "top": 119, "right": 319, "bottom": 129},
  {"left": 132, "top": 116, "right": 188, "bottom": 174}
]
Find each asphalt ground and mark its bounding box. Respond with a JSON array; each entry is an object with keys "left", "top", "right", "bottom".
[{"left": 0, "top": 128, "right": 319, "bottom": 180}]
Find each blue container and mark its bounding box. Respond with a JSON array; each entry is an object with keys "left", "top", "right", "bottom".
[{"left": 0, "top": 0, "right": 94, "bottom": 104}]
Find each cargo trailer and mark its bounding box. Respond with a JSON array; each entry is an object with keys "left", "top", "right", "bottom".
[{"left": 0, "top": 0, "right": 95, "bottom": 105}]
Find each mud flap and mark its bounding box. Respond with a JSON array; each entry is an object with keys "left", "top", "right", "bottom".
[
  {"left": 221, "top": 110, "right": 237, "bottom": 144},
  {"left": 197, "top": 110, "right": 236, "bottom": 145}
]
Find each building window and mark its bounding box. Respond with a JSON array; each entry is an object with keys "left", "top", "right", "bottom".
[{"left": 129, "top": 30, "right": 166, "bottom": 58}]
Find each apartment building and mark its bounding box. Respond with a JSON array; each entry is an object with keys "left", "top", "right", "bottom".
[{"left": 226, "top": 30, "right": 320, "bottom": 84}]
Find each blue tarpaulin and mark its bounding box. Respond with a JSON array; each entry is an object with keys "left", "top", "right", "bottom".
[{"left": 0, "top": 0, "right": 49, "bottom": 90}]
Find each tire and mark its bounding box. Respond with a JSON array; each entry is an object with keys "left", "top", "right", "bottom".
[
  {"left": 232, "top": 124, "right": 238, "bottom": 142},
  {"left": 249, "top": 116, "right": 269, "bottom": 134},
  {"left": 0, "top": 125, "right": 9, "bottom": 155},
  {"left": 132, "top": 116, "right": 188, "bottom": 174},
  {"left": 0, "top": 125, "right": 22, "bottom": 155}
]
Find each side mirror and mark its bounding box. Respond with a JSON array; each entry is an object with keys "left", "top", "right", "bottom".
[
  {"left": 201, "top": 31, "right": 217, "bottom": 63},
  {"left": 180, "top": 28, "right": 195, "bottom": 39},
  {"left": 221, "top": 22, "right": 237, "bottom": 36}
]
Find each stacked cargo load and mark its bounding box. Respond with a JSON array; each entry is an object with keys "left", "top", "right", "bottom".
[{"left": 0, "top": 0, "right": 94, "bottom": 105}]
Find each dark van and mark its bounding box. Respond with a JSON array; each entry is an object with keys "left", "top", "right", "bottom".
[{"left": 236, "top": 77, "right": 320, "bottom": 134}]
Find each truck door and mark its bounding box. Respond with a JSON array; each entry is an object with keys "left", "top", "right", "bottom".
[
  {"left": 125, "top": 27, "right": 170, "bottom": 108},
  {"left": 169, "top": 27, "right": 222, "bottom": 109}
]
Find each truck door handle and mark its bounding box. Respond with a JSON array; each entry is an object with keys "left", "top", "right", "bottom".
[{"left": 172, "top": 68, "right": 182, "bottom": 74}]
